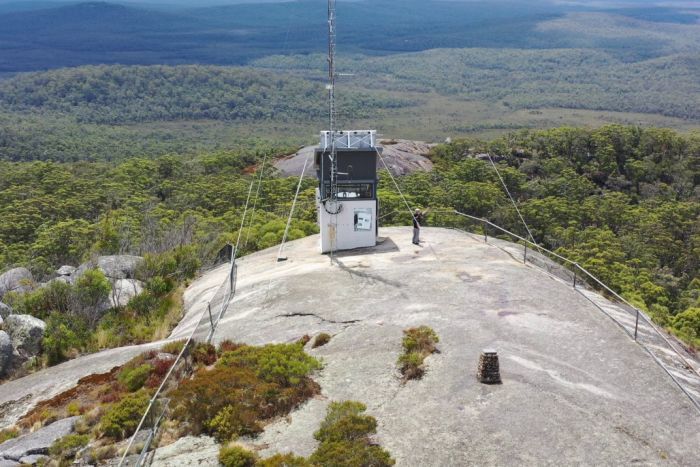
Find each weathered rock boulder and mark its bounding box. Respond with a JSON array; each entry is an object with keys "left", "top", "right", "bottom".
[
  {"left": 0, "top": 458, "right": 19, "bottom": 466},
  {"left": 0, "top": 416, "right": 79, "bottom": 461},
  {"left": 99, "top": 255, "right": 144, "bottom": 279},
  {"left": 109, "top": 279, "right": 145, "bottom": 308},
  {"left": 150, "top": 435, "right": 219, "bottom": 467},
  {"left": 56, "top": 265, "right": 76, "bottom": 277},
  {"left": 18, "top": 454, "right": 49, "bottom": 465},
  {"left": 0, "top": 331, "right": 12, "bottom": 376},
  {"left": 0, "top": 302, "right": 11, "bottom": 319},
  {"left": 0, "top": 268, "right": 33, "bottom": 298},
  {"left": 4, "top": 315, "right": 46, "bottom": 359}
]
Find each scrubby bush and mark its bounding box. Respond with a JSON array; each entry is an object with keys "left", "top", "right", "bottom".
[
  {"left": 139, "top": 247, "right": 200, "bottom": 283},
  {"left": 73, "top": 269, "right": 112, "bottom": 321},
  {"left": 207, "top": 404, "right": 261, "bottom": 442},
  {"left": 67, "top": 401, "right": 81, "bottom": 416},
  {"left": 99, "top": 390, "right": 150, "bottom": 440},
  {"left": 256, "top": 453, "right": 312, "bottom": 467},
  {"left": 192, "top": 342, "right": 217, "bottom": 366},
  {"left": 218, "top": 343, "right": 321, "bottom": 387},
  {"left": 402, "top": 326, "right": 439, "bottom": 355},
  {"left": 309, "top": 440, "right": 395, "bottom": 467},
  {"left": 49, "top": 433, "right": 90, "bottom": 461},
  {"left": 397, "top": 352, "right": 425, "bottom": 380},
  {"left": 0, "top": 428, "right": 18, "bottom": 444},
  {"left": 397, "top": 326, "right": 439, "bottom": 381},
  {"left": 127, "top": 291, "right": 160, "bottom": 316},
  {"left": 161, "top": 340, "right": 186, "bottom": 355},
  {"left": 314, "top": 401, "right": 376, "bottom": 443},
  {"left": 152, "top": 357, "right": 175, "bottom": 377},
  {"left": 5, "top": 280, "right": 71, "bottom": 319},
  {"left": 146, "top": 275, "right": 173, "bottom": 297},
  {"left": 312, "top": 333, "right": 331, "bottom": 349},
  {"left": 218, "top": 339, "right": 243, "bottom": 355},
  {"left": 170, "top": 343, "right": 320, "bottom": 440},
  {"left": 309, "top": 400, "right": 394, "bottom": 467},
  {"left": 219, "top": 444, "right": 257, "bottom": 467},
  {"left": 672, "top": 307, "right": 700, "bottom": 342},
  {"left": 43, "top": 314, "right": 89, "bottom": 365},
  {"left": 118, "top": 363, "right": 153, "bottom": 392}
]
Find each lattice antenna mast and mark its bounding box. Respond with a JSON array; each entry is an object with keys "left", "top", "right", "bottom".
[{"left": 327, "top": 0, "right": 338, "bottom": 203}]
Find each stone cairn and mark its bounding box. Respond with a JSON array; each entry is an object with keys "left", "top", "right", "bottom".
[{"left": 477, "top": 349, "right": 501, "bottom": 384}]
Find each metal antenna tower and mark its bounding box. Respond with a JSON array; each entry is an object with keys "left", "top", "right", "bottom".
[{"left": 327, "top": 0, "right": 339, "bottom": 205}]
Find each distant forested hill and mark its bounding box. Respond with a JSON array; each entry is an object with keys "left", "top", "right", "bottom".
[
  {"left": 0, "top": 64, "right": 419, "bottom": 161},
  {"left": 1, "top": 1, "right": 698, "bottom": 72},
  {"left": 0, "top": 65, "right": 413, "bottom": 124},
  {"left": 255, "top": 48, "right": 700, "bottom": 121}
]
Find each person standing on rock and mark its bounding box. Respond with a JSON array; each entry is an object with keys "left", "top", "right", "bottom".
[{"left": 412, "top": 208, "right": 429, "bottom": 245}]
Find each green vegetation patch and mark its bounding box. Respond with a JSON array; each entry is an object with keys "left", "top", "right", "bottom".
[
  {"left": 219, "top": 400, "right": 394, "bottom": 467},
  {"left": 49, "top": 433, "right": 90, "bottom": 462},
  {"left": 99, "top": 390, "right": 151, "bottom": 440},
  {"left": 170, "top": 342, "right": 321, "bottom": 443},
  {"left": 397, "top": 326, "right": 440, "bottom": 381}
]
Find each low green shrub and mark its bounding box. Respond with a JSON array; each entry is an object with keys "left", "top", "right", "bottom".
[
  {"left": 49, "top": 433, "right": 90, "bottom": 461},
  {"left": 192, "top": 342, "right": 217, "bottom": 366},
  {"left": 672, "top": 307, "right": 700, "bottom": 342},
  {"left": 67, "top": 401, "right": 82, "bottom": 417},
  {"left": 127, "top": 291, "right": 160, "bottom": 316},
  {"left": 314, "top": 401, "right": 376, "bottom": 443},
  {"left": 118, "top": 363, "right": 153, "bottom": 392},
  {"left": 397, "top": 326, "right": 439, "bottom": 381},
  {"left": 256, "top": 453, "right": 312, "bottom": 467},
  {"left": 0, "top": 428, "right": 18, "bottom": 444},
  {"left": 308, "top": 400, "right": 394, "bottom": 467},
  {"left": 170, "top": 343, "right": 320, "bottom": 440},
  {"left": 99, "top": 390, "right": 151, "bottom": 440},
  {"left": 402, "top": 326, "right": 439, "bottom": 355},
  {"left": 309, "top": 440, "right": 395, "bottom": 467},
  {"left": 146, "top": 275, "right": 174, "bottom": 297},
  {"left": 43, "top": 314, "right": 89, "bottom": 365},
  {"left": 312, "top": 333, "right": 331, "bottom": 349},
  {"left": 207, "top": 404, "right": 262, "bottom": 442},
  {"left": 218, "top": 343, "right": 321, "bottom": 387},
  {"left": 397, "top": 352, "right": 425, "bottom": 380},
  {"left": 161, "top": 340, "right": 186, "bottom": 355},
  {"left": 219, "top": 444, "right": 257, "bottom": 467}
]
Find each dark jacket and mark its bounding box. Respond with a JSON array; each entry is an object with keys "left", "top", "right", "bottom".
[{"left": 413, "top": 212, "right": 424, "bottom": 229}]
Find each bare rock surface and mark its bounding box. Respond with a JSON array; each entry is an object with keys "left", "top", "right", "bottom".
[
  {"left": 205, "top": 227, "right": 700, "bottom": 465},
  {"left": 274, "top": 139, "right": 434, "bottom": 177},
  {"left": 4, "top": 315, "right": 45, "bottom": 359},
  {"left": 96, "top": 255, "right": 144, "bottom": 279},
  {"left": 0, "top": 268, "right": 32, "bottom": 298},
  {"left": 150, "top": 436, "right": 219, "bottom": 467},
  {"left": 56, "top": 265, "right": 75, "bottom": 277},
  {"left": 76, "top": 255, "right": 144, "bottom": 281},
  {"left": 0, "top": 416, "right": 78, "bottom": 461}
]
